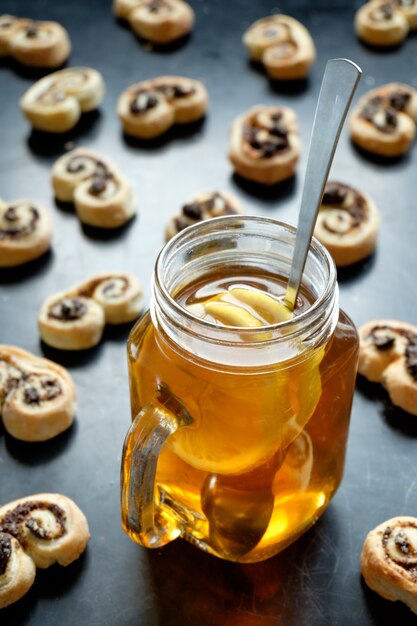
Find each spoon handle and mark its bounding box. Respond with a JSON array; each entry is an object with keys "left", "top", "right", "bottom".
[{"left": 285, "top": 58, "right": 362, "bottom": 311}]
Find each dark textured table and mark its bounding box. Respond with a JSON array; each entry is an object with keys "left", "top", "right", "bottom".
[{"left": 1, "top": 0, "right": 417, "bottom": 624}]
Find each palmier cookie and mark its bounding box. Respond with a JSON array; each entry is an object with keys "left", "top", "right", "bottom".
[
  {"left": 52, "top": 148, "right": 135, "bottom": 228},
  {"left": 38, "top": 273, "right": 143, "bottom": 350},
  {"left": 243, "top": 15, "right": 316, "bottom": 80},
  {"left": 314, "top": 182, "right": 379, "bottom": 267},
  {"left": 361, "top": 517, "right": 417, "bottom": 615},
  {"left": 114, "top": 0, "right": 194, "bottom": 44},
  {"left": 0, "top": 199, "right": 52, "bottom": 267},
  {"left": 229, "top": 105, "right": 300, "bottom": 185},
  {"left": 354, "top": 1, "right": 409, "bottom": 46},
  {"left": 0, "top": 346, "right": 76, "bottom": 441},
  {"left": 0, "top": 493, "right": 89, "bottom": 608},
  {"left": 359, "top": 320, "right": 417, "bottom": 415},
  {"left": 165, "top": 191, "right": 244, "bottom": 241},
  {"left": 0, "top": 15, "right": 70, "bottom": 68},
  {"left": 20, "top": 67, "right": 105, "bottom": 133},
  {"left": 118, "top": 75, "right": 208, "bottom": 139},
  {"left": 396, "top": 0, "right": 417, "bottom": 29},
  {"left": 350, "top": 82, "right": 417, "bottom": 156}
]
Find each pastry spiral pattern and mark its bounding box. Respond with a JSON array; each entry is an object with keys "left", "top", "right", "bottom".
[
  {"left": 229, "top": 105, "right": 300, "bottom": 185},
  {"left": 0, "top": 494, "right": 90, "bottom": 608},
  {"left": 355, "top": 0, "right": 417, "bottom": 47},
  {"left": 165, "top": 191, "right": 244, "bottom": 241},
  {"left": 0, "top": 198, "right": 52, "bottom": 267},
  {"left": 113, "top": 0, "right": 194, "bottom": 44},
  {"left": 0, "top": 345, "right": 76, "bottom": 441},
  {"left": 314, "top": 182, "right": 380, "bottom": 266},
  {"left": 350, "top": 82, "right": 417, "bottom": 156},
  {"left": 118, "top": 75, "right": 208, "bottom": 139},
  {"left": 38, "top": 273, "right": 143, "bottom": 350},
  {"left": 20, "top": 67, "right": 105, "bottom": 133},
  {"left": 359, "top": 320, "right": 417, "bottom": 414},
  {"left": 362, "top": 517, "right": 417, "bottom": 615},
  {"left": 52, "top": 148, "right": 135, "bottom": 228},
  {"left": 0, "top": 14, "right": 71, "bottom": 67},
  {"left": 243, "top": 14, "right": 316, "bottom": 80}
]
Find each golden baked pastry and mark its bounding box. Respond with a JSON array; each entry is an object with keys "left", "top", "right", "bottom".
[
  {"left": 243, "top": 15, "right": 316, "bottom": 80},
  {"left": 229, "top": 105, "right": 300, "bottom": 185},
  {"left": 0, "top": 14, "right": 71, "bottom": 67},
  {"left": 118, "top": 75, "right": 208, "bottom": 138},
  {"left": 0, "top": 346, "right": 76, "bottom": 441},
  {"left": 358, "top": 320, "right": 417, "bottom": 414},
  {"left": 314, "top": 182, "right": 380, "bottom": 266},
  {"left": 0, "top": 198, "right": 52, "bottom": 267},
  {"left": 52, "top": 148, "right": 135, "bottom": 228},
  {"left": 20, "top": 67, "right": 105, "bottom": 133},
  {"left": 165, "top": 191, "right": 244, "bottom": 241},
  {"left": 114, "top": 0, "right": 194, "bottom": 44},
  {"left": 0, "top": 493, "right": 89, "bottom": 608},
  {"left": 355, "top": 1, "right": 409, "bottom": 46},
  {"left": 38, "top": 273, "right": 143, "bottom": 350},
  {"left": 350, "top": 82, "right": 417, "bottom": 156},
  {"left": 362, "top": 516, "right": 417, "bottom": 615}
]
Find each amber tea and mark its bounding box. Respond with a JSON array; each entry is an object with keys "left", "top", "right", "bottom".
[{"left": 124, "top": 260, "right": 358, "bottom": 562}]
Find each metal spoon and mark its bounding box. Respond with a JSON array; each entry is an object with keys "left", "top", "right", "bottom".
[{"left": 284, "top": 58, "right": 362, "bottom": 311}]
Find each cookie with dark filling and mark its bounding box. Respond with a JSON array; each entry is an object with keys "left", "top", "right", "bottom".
[
  {"left": 113, "top": 0, "right": 194, "bottom": 44},
  {"left": 362, "top": 516, "right": 417, "bottom": 615},
  {"left": 243, "top": 14, "right": 316, "bottom": 80},
  {"left": 229, "top": 105, "right": 300, "bottom": 185},
  {"left": 38, "top": 273, "right": 143, "bottom": 350},
  {"left": 0, "top": 493, "right": 89, "bottom": 608},
  {"left": 0, "top": 345, "right": 76, "bottom": 441},
  {"left": 355, "top": 1, "right": 409, "bottom": 46},
  {"left": 118, "top": 75, "right": 208, "bottom": 138},
  {"left": 350, "top": 82, "right": 417, "bottom": 156},
  {"left": 0, "top": 14, "right": 71, "bottom": 67},
  {"left": 359, "top": 320, "right": 417, "bottom": 414},
  {"left": 165, "top": 191, "right": 244, "bottom": 241},
  {"left": 314, "top": 182, "right": 380, "bottom": 266},
  {"left": 0, "top": 198, "right": 52, "bottom": 267},
  {"left": 52, "top": 148, "right": 135, "bottom": 228},
  {"left": 20, "top": 67, "right": 105, "bottom": 133}
]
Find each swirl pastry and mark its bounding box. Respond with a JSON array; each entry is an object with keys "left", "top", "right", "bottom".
[
  {"left": 0, "top": 15, "right": 70, "bottom": 68},
  {"left": 397, "top": 0, "right": 417, "bottom": 29},
  {"left": 0, "top": 532, "right": 36, "bottom": 609},
  {"left": 0, "top": 493, "right": 89, "bottom": 608},
  {"left": 52, "top": 148, "right": 135, "bottom": 228},
  {"left": 165, "top": 191, "right": 244, "bottom": 241},
  {"left": 361, "top": 517, "right": 417, "bottom": 614},
  {"left": 0, "top": 199, "right": 52, "bottom": 267},
  {"left": 229, "top": 105, "right": 300, "bottom": 185},
  {"left": 359, "top": 320, "right": 417, "bottom": 415},
  {"left": 118, "top": 75, "right": 208, "bottom": 139},
  {"left": 114, "top": 0, "right": 194, "bottom": 44},
  {"left": 243, "top": 15, "right": 316, "bottom": 80},
  {"left": 314, "top": 182, "right": 380, "bottom": 266},
  {"left": 38, "top": 273, "right": 143, "bottom": 350},
  {"left": 350, "top": 82, "right": 417, "bottom": 156},
  {"left": 0, "top": 345, "right": 76, "bottom": 441},
  {"left": 355, "top": 1, "right": 409, "bottom": 46},
  {"left": 20, "top": 67, "right": 105, "bottom": 133}
]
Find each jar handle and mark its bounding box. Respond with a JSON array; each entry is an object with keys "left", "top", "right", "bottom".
[{"left": 120, "top": 384, "right": 192, "bottom": 548}]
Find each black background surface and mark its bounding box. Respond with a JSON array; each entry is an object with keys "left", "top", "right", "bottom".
[{"left": 1, "top": 0, "right": 417, "bottom": 624}]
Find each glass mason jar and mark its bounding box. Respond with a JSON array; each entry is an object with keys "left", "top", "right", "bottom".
[{"left": 121, "top": 216, "right": 359, "bottom": 563}]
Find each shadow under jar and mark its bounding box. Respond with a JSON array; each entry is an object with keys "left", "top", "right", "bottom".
[{"left": 121, "top": 216, "right": 359, "bottom": 563}]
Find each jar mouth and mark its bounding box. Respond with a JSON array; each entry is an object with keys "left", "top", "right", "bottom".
[{"left": 155, "top": 215, "right": 336, "bottom": 338}]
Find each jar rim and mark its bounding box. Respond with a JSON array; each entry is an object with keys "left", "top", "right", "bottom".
[{"left": 155, "top": 215, "right": 337, "bottom": 338}]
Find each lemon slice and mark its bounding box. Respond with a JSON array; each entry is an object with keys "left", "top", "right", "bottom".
[
  {"left": 229, "top": 288, "right": 292, "bottom": 323},
  {"left": 204, "top": 301, "right": 264, "bottom": 327}
]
